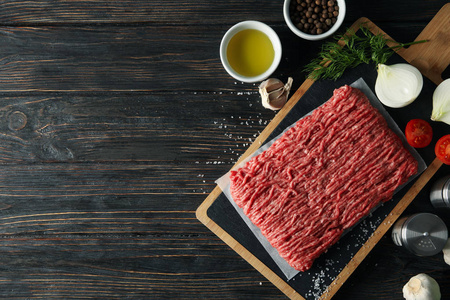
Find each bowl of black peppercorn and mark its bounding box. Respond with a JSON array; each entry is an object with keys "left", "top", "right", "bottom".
[{"left": 284, "top": 0, "right": 346, "bottom": 40}]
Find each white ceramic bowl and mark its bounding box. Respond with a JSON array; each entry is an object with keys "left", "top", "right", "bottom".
[
  {"left": 283, "top": 0, "right": 346, "bottom": 41},
  {"left": 220, "top": 21, "right": 282, "bottom": 83}
]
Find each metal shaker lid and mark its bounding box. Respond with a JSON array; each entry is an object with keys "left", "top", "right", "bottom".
[{"left": 401, "top": 213, "right": 448, "bottom": 256}]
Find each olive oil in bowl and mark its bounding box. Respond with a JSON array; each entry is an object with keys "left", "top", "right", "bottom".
[
  {"left": 226, "top": 29, "right": 275, "bottom": 78},
  {"left": 220, "top": 21, "right": 282, "bottom": 83}
]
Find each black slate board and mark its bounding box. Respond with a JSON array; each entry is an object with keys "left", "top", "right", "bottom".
[{"left": 206, "top": 52, "right": 447, "bottom": 299}]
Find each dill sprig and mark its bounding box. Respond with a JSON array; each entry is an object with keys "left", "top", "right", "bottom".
[{"left": 303, "top": 25, "right": 427, "bottom": 81}]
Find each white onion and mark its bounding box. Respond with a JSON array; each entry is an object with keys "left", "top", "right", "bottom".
[
  {"left": 431, "top": 78, "right": 450, "bottom": 125},
  {"left": 375, "top": 63, "right": 423, "bottom": 108}
]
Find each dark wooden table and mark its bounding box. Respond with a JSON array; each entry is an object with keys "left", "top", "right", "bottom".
[{"left": 0, "top": 1, "right": 448, "bottom": 299}]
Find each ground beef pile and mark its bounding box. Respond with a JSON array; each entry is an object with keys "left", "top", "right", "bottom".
[{"left": 230, "top": 85, "right": 417, "bottom": 271}]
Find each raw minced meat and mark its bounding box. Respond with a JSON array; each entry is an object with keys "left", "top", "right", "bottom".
[{"left": 230, "top": 85, "right": 418, "bottom": 272}]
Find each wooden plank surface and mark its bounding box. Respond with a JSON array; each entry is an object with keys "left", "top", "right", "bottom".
[
  {"left": 0, "top": 0, "right": 448, "bottom": 299},
  {"left": 0, "top": 1, "right": 443, "bottom": 24}
]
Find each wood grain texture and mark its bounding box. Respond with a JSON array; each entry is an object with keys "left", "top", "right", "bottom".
[
  {"left": 0, "top": 0, "right": 443, "bottom": 25},
  {"left": 0, "top": 22, "right": 441, "bottom": 92},
  {"left": 0, "top": 93, "right": 274, "bottom": 163},
  {"left": 0, "top": 0, "right": 448, "bottom": 299},
  {"left": 401, "top": 4, "right": 450, "bottom": 83}
]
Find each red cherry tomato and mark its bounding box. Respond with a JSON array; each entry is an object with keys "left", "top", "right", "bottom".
[
  {"left": 435, "top": 134, "right": 450, "bottom": 165},
  {"left": 405, "top": 119, "right": 433, "bottom": 148}
]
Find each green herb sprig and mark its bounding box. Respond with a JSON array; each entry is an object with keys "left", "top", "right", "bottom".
[{"left": 304, "top": 25, "right": 427, "bottom": 81}]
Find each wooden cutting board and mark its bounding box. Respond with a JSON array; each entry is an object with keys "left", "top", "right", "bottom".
[{"left": 197, "top": 4, "right": 450, "bottom": 300}]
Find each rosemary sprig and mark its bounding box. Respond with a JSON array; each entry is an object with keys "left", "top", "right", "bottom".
[{"left": 304, "top": 25, "right": 427, "bottom": 81}]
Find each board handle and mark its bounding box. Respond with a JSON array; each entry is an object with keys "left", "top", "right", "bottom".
[{"left": 401, "top": 3, "right": 450, "bottom": 84}]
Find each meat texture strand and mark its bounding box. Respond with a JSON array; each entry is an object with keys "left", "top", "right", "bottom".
[{"left": 230, "top": 85, "right": 418, "bottom": 272}]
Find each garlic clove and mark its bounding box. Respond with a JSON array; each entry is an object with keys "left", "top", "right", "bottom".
[
  {"left": 375, "top": 63, "right": 423, "bottom": 108},
  {"left": 261, "top": 78, "right": 285, "bottom": 93},
  {"left": 259, "top": 77, "right": 293, "bottom": 110},
  {"left": 403, "top": 273, "right": 441, "bottom": 300},
  {"left": 431, "top": 78, "right": 450, "bottom": 125}
]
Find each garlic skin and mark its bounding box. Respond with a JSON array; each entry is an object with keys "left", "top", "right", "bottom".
[
  {"left": 375, "top": 63, "right": 423, "bottom": 108},
  {"left": 443, "top": 238, "right": 450, "bottom": 265},
  {"left": 403, "top": 273, "right": 441, "bottom": 300},
  {"left": 259, "top": 77, "right": 293, "bottom": 110},
  {"left": 431, "top": 79, "right": 450, "bottom": 125}
]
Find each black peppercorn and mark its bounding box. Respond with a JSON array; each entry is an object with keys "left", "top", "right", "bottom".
[{"left": 289, "top": 0, "right": 339, "bottom": 35}]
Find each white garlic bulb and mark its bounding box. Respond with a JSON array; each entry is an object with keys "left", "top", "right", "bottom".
[
  {"left": 259, "top": 77, "right": 293, "bottom": 110},
  {"left": 403, "top": 273, "right": 441, "bottom": 300},
  {"left": 443, "top": 238, "right": 450, "bottom": 266}
]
